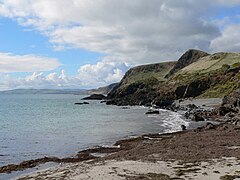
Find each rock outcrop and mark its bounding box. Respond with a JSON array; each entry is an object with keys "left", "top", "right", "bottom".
[
  {"left": 87, "top": 83, "right": 119, "bottom": 95},
  {"left": 82, "top": 94, "right": 106, "bottom": 100},
  {"left": 219, "top": 89, "right": 240, "bottom": 116},
  {"left": 75, "top": 102, "right": 89, "bottom": 105}
]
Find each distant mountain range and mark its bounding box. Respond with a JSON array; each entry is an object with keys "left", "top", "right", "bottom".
[
  {"left": 0, "top": 83, "right": 119, "bottom": 95},
  {"left": 0, "top": 89, "right": 87, "bottom": 95}
]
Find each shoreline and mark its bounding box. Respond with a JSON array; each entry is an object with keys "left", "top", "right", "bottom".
[
  {"left": 0, "top": 98, "right": 215, "bottom": 173},
  {"left": 15, "top": 122, "right": 240, "bottom": 180},
  {"left": 1, "top": 98, "right": 240, "bottom": 179}
]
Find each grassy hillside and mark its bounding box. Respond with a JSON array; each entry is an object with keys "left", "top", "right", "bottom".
[
  {"left": 107, "top": 50, "right": 240, "bottom": 106},
  {"left": 119, "top": 61, "right": 176, "bottom": 87},
  {"left": 178, "top": 52, "right": 240, "bottom": 75},
  {"left": 172, "top": 52, "right": 240, "bottom": 98}
]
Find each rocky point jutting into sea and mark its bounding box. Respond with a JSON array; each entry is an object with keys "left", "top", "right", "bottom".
[{"left": 1, "top": 49, "right": 240, "bottom": 180}]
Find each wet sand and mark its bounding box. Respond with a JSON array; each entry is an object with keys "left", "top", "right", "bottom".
[{"left": 14, "top": 122, "right": 240, "bottom": 180}]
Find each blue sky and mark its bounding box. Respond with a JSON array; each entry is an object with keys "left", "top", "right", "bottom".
[
  {"left": 0, "top": 0, "right": 239, "bottom": 90},
  {"left": 0, "top": 17, "right": 103, "bottom": 76}
]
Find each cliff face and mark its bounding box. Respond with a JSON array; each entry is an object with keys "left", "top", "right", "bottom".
[
  {"left": 107, "top": 62, "right": 176, "bottom": 106},
  {"left": 107, "top": 49, "right": 240, "bottom": 107}
]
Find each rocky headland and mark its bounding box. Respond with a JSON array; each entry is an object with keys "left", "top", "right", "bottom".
[{"left": 106, "top": 50, "right": 240, "bottom": 108}]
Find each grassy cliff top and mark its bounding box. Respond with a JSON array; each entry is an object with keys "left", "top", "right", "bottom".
[
  {"left": 178, "top": 52, "right": 240, "bottom": 75},
  {"left": 120, "top": 61, "right": 176, "bottom": 86}
]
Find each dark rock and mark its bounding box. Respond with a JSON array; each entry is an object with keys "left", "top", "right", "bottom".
[
  {"left": 218, "top": 105, "right": 237, "bottom": 116},
  {"left": 152, "top": 98, "right": 174, "bottom": 108},
  {"left": 82, "top": 94, "right": 106, "bottom": 100},
  {"left": 225, "top": 112, "right": 235, "bottom": 118},
  {"left": 146, "top": 110, "right": 160, "bottom": 115},
  {"left": 194, "top": 113, "right": 205, "bottom": 122},
  {"left": 176, "top": 80, "right": 211, "bottom": 99},
  {"left": 186, "top": 104, "right": 198, "bottom": 110},
  {"left": 181, "top": 125, "right": 186, "bottom": 131},
  {"left": 80, "top": 146, "right": 121, "bottom": 154},
  {"left": 75, "top": 102, "right": 89, "bottom": 105},
  {"left": 185, "top": 110, "right": 205, "bottom": 122},
  {"left": 122, "top": 107, "right": 130, "bottom": 109},
  {"left": 204, "top": 123, "right": 215, "bottom": 130}
]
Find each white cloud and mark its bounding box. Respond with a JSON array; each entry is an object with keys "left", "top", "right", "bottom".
[
  {"left": 210, "top": 25, "right": 240, "bottom": 52},
  {"left": 0, "top": 52, "right": 61, "bottom": 72},
  {"left": 1, "top": 0, "right": 236, "bottom": 64},
  {"left": 0, "top": 70, "right": 80, "bottom": 90},
  {"left": 77, "top": 61, "right": 129, "bottom": 87},
  {"left": 0, "top": 1, "right": 239, "bottom": 89},
  {"left": 0, "top": 61, "right": 130, "bottom": 90}
]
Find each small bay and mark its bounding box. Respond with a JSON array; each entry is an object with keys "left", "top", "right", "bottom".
[{"left": 0, "top": 94, "right": 188, "bottom": 167}]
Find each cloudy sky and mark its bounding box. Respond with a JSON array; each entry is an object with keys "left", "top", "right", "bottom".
[{"left": 0, "top": 0, "right": 239, "bottom": 90}]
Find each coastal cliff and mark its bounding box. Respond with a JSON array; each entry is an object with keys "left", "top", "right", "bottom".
[{"left": 107, "top": 49, "right": 240, "bottom": 107}]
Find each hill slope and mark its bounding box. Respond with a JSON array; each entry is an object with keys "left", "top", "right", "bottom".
[
  {"left": 177, "top": 52, "right": 240, "bottom": 74},
  {"left": 107, "top": 50, "right": 240, "bottom": 106},
  {"left": 165, "top": 49, "right": 209, "bottom": 78},
  {"left": 86, "top": 83, "right": 119, "bottom": 95},
  {"left": 120, "top": 61, "right": 176, "bottom": 86}
]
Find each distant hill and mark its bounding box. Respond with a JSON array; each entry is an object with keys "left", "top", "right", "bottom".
[
  {"left": 86, "top": 83, "right": 119, "bottom": 95},
  {"left": 0, "top": 89, "right": 87, "bottom": 95}
]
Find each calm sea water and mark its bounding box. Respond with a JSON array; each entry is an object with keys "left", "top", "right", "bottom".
[{"left": 0, "top": 94, "right": 188, "bottom": 168}]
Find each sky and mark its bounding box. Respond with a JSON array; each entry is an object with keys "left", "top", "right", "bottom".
[{"left": 0, "top": 0, "right": 239, "bottom": 90}]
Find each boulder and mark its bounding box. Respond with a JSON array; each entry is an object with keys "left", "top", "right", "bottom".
[
  {"left": 181, "top": 125, "right": 186, "bottom": 131},
  {"left": 152, "top": 98, "right": 174, "bottom": 108},
  {"left": 186, "top": 104, "right": 198, "bottom": 110},
  {"left": 194, "top": 113, "right": 205, "bottom": 122},
  {"left": 145, "top": 110, "right": 160, "bottom": 115}
]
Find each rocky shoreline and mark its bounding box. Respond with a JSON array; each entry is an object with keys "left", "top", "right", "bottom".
[
  {"left": 13, "top": 121, "right": 240, "bottom": 180},
  {"left": 0, "top": 98, "right": 219, "bottom": 174},
  {"left": 1, "top": 91, "right": 240, "bottom": 179}
]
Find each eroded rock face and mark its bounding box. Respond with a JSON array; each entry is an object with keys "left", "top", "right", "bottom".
[
  {"left": 222, "top": 89, "right": 240, "bottom": 107},
  {"left": 219, "top": 89, "right": 240, "bottom": 116},
  {"left": 175, "top": 79, "right": 211, "bottom": 99}
]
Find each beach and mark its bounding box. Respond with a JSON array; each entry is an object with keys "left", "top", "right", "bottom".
[
  {"left": 16, "top": 123, "right": 240, "bottom": 180},
  {"left": 1, "top": 99, "right": 240, "bottom": 180},
  {"left": 7, "top": 98, "right": 240, "bottom": 180}
]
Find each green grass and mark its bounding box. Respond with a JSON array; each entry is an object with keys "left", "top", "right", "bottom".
[
  {"left": 199, "top": 81, "right": 236, "bottom": 98},
  {"left": 178, "top": 52, "right": 240, "bottom": 74},
  {"left": 121, "top": 62, "right": 176, "bottom": 87}
]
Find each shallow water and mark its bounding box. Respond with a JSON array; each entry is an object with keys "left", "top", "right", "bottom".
[{"left": 0, "top": 94, "right": 188, "bottom": 168}]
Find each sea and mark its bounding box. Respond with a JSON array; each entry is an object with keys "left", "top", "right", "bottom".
[{"left": 0, "top": 94, "right": 191, "bottom": 179}]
